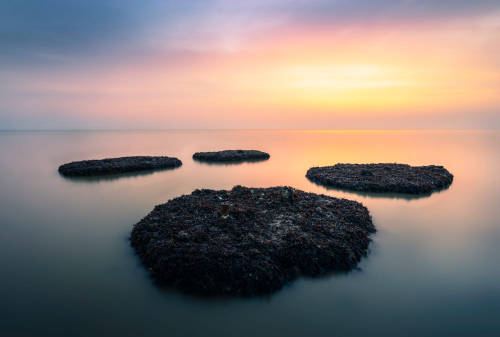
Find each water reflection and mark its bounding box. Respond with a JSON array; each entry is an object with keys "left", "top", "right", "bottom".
[
  {"left": 153, "top": 265, "right": 362, "bottom": 302},
  {"left": 307, "top": 178, "right": 452, "bottom": 200},
  {"left": 193, "top": 157, "right": 270, "bottom": 166},
  {"left": 58, "top": 166, "right": 181, "bottom": 183}
]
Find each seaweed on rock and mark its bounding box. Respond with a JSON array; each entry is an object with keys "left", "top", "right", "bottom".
[
  {"left": 58, "top": 156, "right": 182, "bottom": 177},
  {"left": 193, "top": 150, "right": 270, "bottom": 163},
  {"left": 130, "top": 186, "right": 374, "bottom": 297},
  {"left": 307, "top": 163, "right": 453, "bottom": 194}
]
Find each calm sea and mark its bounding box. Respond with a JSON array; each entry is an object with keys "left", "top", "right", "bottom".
[{"left": 0, "top": 130, "right": 499, "bottom": 337}]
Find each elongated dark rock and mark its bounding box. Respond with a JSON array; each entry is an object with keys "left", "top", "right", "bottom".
[
  {"left": 193, "top": 150, "right": 270, "bottom": 162},
  {"left": 58, "top": 156, "right": 182, "bottom": 177},
  {"left": 130, "top": 186, "right": 374, "bottom": 297},
  {"left": 306, "top": 163, "right": 453, "bottom": 194}
]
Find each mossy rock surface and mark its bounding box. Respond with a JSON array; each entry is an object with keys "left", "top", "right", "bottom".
[
  {"left": 307, "top": 163, "right": 453, "bottom": 194},
  {"left": 131, "top": 186, "right": 374, "bottom": 297}
]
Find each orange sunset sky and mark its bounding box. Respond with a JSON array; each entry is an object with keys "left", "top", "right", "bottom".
[{"left": 1, "top": 1, "right": 499, "bottom": 129}]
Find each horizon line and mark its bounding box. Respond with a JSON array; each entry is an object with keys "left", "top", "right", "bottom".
[{"left": 0, "top": 128, "right": 498, "bottom": 132}]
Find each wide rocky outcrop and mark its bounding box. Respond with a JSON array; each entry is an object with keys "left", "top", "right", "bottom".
[
  {"left": 58, "top": 156, "right": 182, "bottom": 177},
  {"left": 193, "top": 150, "right": 270, "bottom": 163},
  {"left": 131, "top": 186, "right": 374, "bottom": 297},
  {"left": 307, "top": 163, "right": 453, "bottom": 194}
]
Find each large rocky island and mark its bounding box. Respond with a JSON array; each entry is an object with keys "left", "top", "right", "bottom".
[
  {"left": 58, "top": 156, "right": 182, "bottom": 177},
  {"left": 130, "top": 186, "right": 374, "bottom": 296},
  {"left": 307, "top": 163, "right": 453, "bottom": 194},
  {"left": 193, "top": 150, "right": 270, "bottom": 163}
]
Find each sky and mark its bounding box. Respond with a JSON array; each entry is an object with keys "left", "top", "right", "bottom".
[{"left": 0, "top": 0, "right": 499, "bottom": 129}]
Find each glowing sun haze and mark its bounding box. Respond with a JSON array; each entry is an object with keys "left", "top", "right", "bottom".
[{"left": 1, "top": 0, "right": 499, "bottom": 129}]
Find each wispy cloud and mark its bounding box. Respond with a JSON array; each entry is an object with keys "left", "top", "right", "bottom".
[{"left": 1, "top": 0, "right": 499, "bottom": 129}]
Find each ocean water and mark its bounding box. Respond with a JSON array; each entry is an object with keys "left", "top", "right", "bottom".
[{"left": 0, "top": 130, "right": 498, "bottom": 337}]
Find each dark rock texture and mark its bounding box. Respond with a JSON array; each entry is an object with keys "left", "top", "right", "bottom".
[
  {"left": 58, "top": 156, "right": 182, "bottom": 177},
  {"left": 130, "top": 186, "right": 374, "bottom": 297},
  {"left": 307, "top": 163, "right": 453, "bottom": 194},
  {"left": 193, "top": 150, "right": 270, "bottom": 162}
]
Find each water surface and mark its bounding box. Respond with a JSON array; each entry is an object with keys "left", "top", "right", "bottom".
[{"left": 0, "top": 130, "right": 499, "bottom": 337}]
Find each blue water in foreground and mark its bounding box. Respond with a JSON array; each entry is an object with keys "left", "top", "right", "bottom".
[{"left": 0, "top": 130, "right": 499, "bottom": 337}]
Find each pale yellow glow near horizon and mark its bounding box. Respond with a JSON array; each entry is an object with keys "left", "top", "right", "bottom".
[
  {"left": 286, "top": 65, "right": 409, "bottom": 89},
  {"left": 204, "top": 55, "right": 499, "bottom": 114}
]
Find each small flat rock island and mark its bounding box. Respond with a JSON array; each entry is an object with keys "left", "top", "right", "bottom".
[
  {"left": 131, "top": 186, "right": 374, "bottom": 296},
  {"left": 193, "top": 150, "right": 270, "bottom": 162},
  {"left": 306, "top": 163, "right": 453, "bottom": 194},
  {"left": 58, "top": 156, "right": 182, "bottom": 177}
]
